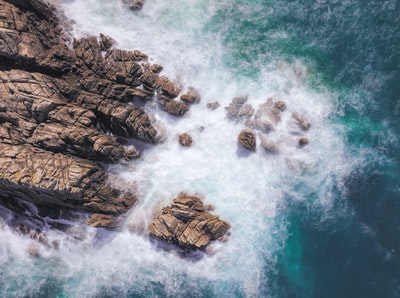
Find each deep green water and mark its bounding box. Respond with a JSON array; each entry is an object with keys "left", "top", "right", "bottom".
[{"left": 235, "top": 1, "right": 400, "bottom": 297}]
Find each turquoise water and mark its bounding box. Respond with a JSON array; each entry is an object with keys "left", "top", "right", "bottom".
[{"left": 1, "top": 0, "right": 399, "bottom": 297}]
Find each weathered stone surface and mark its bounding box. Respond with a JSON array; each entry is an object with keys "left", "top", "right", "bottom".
[
  {"left": 149, "top": 194, "right": 230, "bottom": 251},
  {"left": 0, "top": 0, "right": 73, "bottom": 73},
  {"left": 254, "top": 98, "right": 282, "bottom": 133},
  {"left": 0, "top": 143, "right": 137, "bottom": 218},
  {"left": 238, "top": 129, "right": 256, "bottom": 151},
  {"left": 178, "top": 133, "right": 193, "bottom": 147},
  {"left": 158, "top": 98, "right": 189, "bottom": 116},
  {"left": 0, "top": 70, "right": 145, "bottom": 160},
  {"left": 180, "top": 87, "right": 201, "bottom": 104}
]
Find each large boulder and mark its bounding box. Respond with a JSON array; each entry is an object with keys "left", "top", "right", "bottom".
[
  {"left": 237, "top": 129, "right": 256, "bottom": 151},
  {"left": 149, "top": 193, "right": 230, "bottom": 251}
]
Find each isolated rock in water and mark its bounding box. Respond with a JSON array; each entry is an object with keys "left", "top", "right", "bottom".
[
  {"left": 122, "top": 0, "right": 145, "bottom": 10},
  {"left": 149, "top": 193, "right": 230, "bottom": 251},
  {"left": 238, "top": 129, "right": 256, "bottom": 151},
  {"left": 0, "top": 0, "right": 74, "bottom": 73},
  {"left": 298, "top": 137, "right": 309, "bottom": 147},
  {"left": 178, "top": 133, "right": 193, "bottom": 147},
  {"left": 180, "top": 87, "right": 201, "bottom": 104},
  {"left": 207, "top": 101, "right": 220, "bottom": 110}
]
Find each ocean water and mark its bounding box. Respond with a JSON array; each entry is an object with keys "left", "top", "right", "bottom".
[{"left": 1, "top": 0, "right": 399, "bottom": 297}]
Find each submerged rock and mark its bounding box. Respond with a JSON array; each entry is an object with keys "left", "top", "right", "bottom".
[
  {"left": 259, "top": 135, "right": 280, "bottom": 154},
  {"left": 207, "top": 101, "right": 220, "bottom": 110},
  {"left": 122, "top": 0, "right": 145, "bottom": 10},
  {"left": 149, "top": 193, "right": 230, "bottom": 251},
  {"left": 225, "top": 96, "right": 254, "bottom": 121},
  {"left": 292, "top": 112, "right": 311, "bottom": 131}
]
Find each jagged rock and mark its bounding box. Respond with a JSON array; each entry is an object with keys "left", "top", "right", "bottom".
[
  {"left": 0, "top": 0, "right": 197, "bottom": 231},
  {"left": 156, "top": 76, "right": 182, "bottom": 99},
  {"left": 149, "top": 193, "right": 230, "bottom": 251},
  {"left": 0, "top": 143, "right": 137, "bottom": 218},
  {"left": 178, "top": 133, "right": 193, "bottom": 147},
  {"left": 99, "top": 33, "right": 115, "bottom": 51},
  {"left": 122, "top": 0, "right": 145, "bottom": 10},
  {"left": 225, "top": 95, "right": 253, "bottom": 121},
  {"left": 142, "top": 63, "right": 163, "bottom": 74},
  {"left": 0, "top": 0, "right": 74, "bottom": 73},
  {"left": 79, "top": 76, "right": 151, "bottom": 102},
  {"left": 237, "top": 129, "right": 256, "bottom": 151},
  {"left": 158, "top": 98, "right": 189, "bottom": 117},
  {"left": 180, "top": 87, "right": 201, "bottom": 104},
  {"left": 207, "top": 101, "right": 220, "bottom": 110}
]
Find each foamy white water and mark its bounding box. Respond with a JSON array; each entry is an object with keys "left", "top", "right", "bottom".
[{"left": 0, "top": 1, "right": 358, "bottom": 297}]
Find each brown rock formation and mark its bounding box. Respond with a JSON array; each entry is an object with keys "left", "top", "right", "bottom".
[
  {"left": 238, "top": 129, "right": 256, "bottom": 151},
  {"left": 0, "top": 144, "right": 137, "bottom": 222},
  {"left": 180, "top": 87, "right": 201, "bottom": 104},
  {"left": 149, "top": 194, "right": 230, "bottom": 251},
  {"left": 178, "top": 133, "right": 193, "bottom": 147},
  {"left": 0, "top": 0, "right": 200, "bottom": 230}
]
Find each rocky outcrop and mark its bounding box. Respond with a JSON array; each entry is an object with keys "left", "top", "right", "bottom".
[
  {"left": 238, "top": 129, "right": 256, "bottom": 151},
  {"left": 0, "top": 143, "right": 137, "bottom": 226},
  {"left": 0, "top": 0, "right": 73, "bottom": 73},
  {"left": 292, "top": 112, "right": 311, "bottom": 131},
  {"left": 0, "top": 0, "right": 197, "bottom": 230},
  {"left": 149, "top": 193, "right": 230, "bottom": 251}
]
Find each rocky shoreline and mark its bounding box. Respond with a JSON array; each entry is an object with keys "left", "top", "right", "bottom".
[
  {"left": 0, "top": 0, "right": 313, "bottom": 254},
  {"left": 0, "top": 0, "right": 231, "bottom": 252}
]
